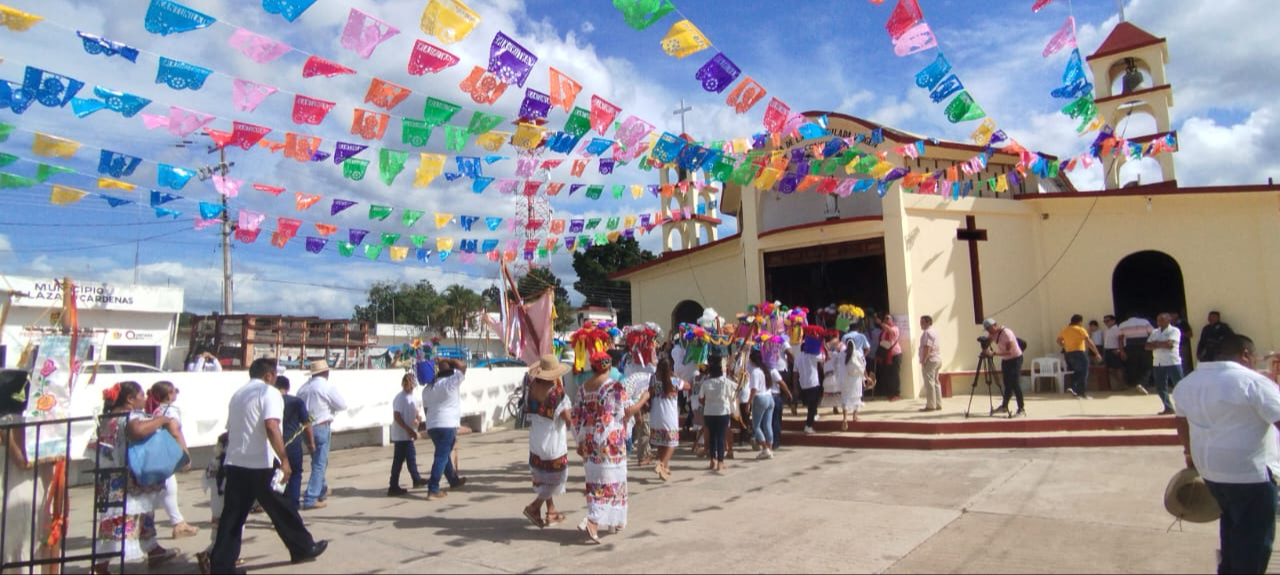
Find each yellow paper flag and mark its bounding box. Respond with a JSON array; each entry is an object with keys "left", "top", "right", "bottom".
[
  {"left": 434, "top": 213, "right": 453, "bottom": 229},
  {"left": 437, "top": 237, "right": 454, "bottom": 252},
  {"left": 419, "top": 0, "right": 480, "bottom": 45},
  {"left": 50, "top": 185, "right": 87, "bottom": 205},
  {"left": 631, "top": 185, "right": 643, "bottom": 199},
  {"left": 970, "top": 118, "right": 998, "bottom": 147},
  {"left": 754, "top": 167, "right": 782, "bottom": 190},
  {"left": 624, "top": 215, "right": 637, "bottom": 229},
  {"left": 475, "top": 131, "right": 511, "bottom": 152},
  {"left": 607, "top": 231, "right": 622, "bottom": 243},
  {"left": 995, "top": 174, "right": 1010, "bottom": 193},
  {"left": 869, "top": 161, "right": 895, "bottom": 179},
  {"left": 389, "top": 246, "right": 409, "bottom": 262},
  {"left": 661, "top": 20, "right": 711, "bottom": 59},
  {"left": 32, "top": 133, "right": 81, "bottom": 158},
  {"left": 511, "top": 123, "right": 545, "bottom": 150},
  {"left": 97, "top": 178, "right": 136, "bottom": 191},
  {"left": 0, "top": 6, "right": 44, "bottom": 31},
  {"left": 414, "top": 153, "right": 446, "bottom": 188}
]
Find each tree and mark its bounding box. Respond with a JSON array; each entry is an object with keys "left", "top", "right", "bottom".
[
  {"left": 517, "top": 267, "right": 574, "bottom": 332},
  {"left": 438, "top": 284, "right": 483, "bottom": 348},
  {"left": 353, "top": 280, "right": 441, "bottom": 332},
  {"left": 572, "top": 238, "right": 657, "bottom": 326},
  {"left": 481, "top": 284, "right": 501, "bottom": 310}
]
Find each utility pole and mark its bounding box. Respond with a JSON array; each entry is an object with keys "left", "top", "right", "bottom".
[{"left": 179, "top": 137, "right": 235, "bottom": 315}]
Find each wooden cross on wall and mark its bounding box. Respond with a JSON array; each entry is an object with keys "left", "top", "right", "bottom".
[{"left": 956, "top": 216, "right": 988, "bottom": 324}]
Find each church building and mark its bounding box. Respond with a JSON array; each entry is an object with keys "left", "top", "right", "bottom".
[{"left": 615, "top": 21, "right": 1280, "bottom": 400}]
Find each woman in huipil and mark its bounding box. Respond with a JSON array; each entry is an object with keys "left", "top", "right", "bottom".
[
  {"left": 647, "top": 358, "right": 689, "bottom": 481},
  {"left": 573, "top": 351, "right": 649, "bottom": 544},
  {"left": 522, "top": 355, "right": 573, "bottom": 529}
]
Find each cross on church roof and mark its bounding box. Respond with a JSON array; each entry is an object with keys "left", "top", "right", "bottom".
[{"left": 673, "top": 98, "right": 692, "bottom": 136}]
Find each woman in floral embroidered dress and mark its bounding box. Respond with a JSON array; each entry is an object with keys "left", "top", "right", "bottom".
[
  {"left": 93, "top": 381, "right": 187, "bottom": 574},
  {"left": 573, "top": 351, "right": 649, "bottom": 544},
  {"left": 523, "top": 355, "right": 573, "bottom": 529},
  {"left": 647, "top": 358, "right": 689, "bottom": 481}
]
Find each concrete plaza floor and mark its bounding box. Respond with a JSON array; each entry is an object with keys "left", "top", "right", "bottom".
[{"left": 56, "top": 423, "right": 1259, "bottom": 575}]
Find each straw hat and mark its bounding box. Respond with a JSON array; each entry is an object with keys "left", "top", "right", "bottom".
[
  {"left": 1163, "top": 467, "right": 1222, "bottom": 524},
  {"left": 308, "top": 359, "right": 332, "bottom": 376},
  {"left": 528, "top": 354, "right": 570, "bottom": 380}
]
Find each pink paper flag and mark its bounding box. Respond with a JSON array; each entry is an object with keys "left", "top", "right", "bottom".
[
  {"left": 232, "top": 79, "right": 278, "bottom": 112},
  {"left": 237, "top": 210, "right": 265, "bottom": 232},
  {"left": 194, "top": 217, "right": 220, "bottom": 230},
  {"left": 213, "top": 175, "right": 243, "bottom": 198},
  {"left": 407, "top": 39, "right": 460, "bottom": 75},
  {"left": 1042, "top": 16, "right": 1077, "bottom": 57},
  {"left": 590, "top": 95, "right": 621, "bottom": 136},
  {"left": 893, "top": 22, "right": 937, "bottom": 56},
  {"left": 1032, "top": 0, "right": 1059, "bottom": 12},
  {"left": 228, "top": 28, "right": 292, "bottom": 63},
  {"left": 302, "top": 56, "right": 356, "bottom": 78},
  {"left": 292, "top": 95, "right": 336, "bottom": 125},
  {"left": 141, "top": 106, "right": 215, "bottom": 137},
  {"left": 341, "top": 8, "right": 400, "bottom": 59}
]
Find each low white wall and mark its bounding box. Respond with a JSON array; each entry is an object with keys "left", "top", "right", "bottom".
[{"left": 62, "top": 366, "right": 528, "bottom": 461}]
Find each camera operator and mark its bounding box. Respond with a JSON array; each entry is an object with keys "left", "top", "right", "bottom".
[{"left": 983, "top": 318, "right": 1026, "bottom": 418}]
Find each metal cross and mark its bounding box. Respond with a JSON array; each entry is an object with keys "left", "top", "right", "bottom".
[{"left": 673, "top": 98, "right": 693, "bottom": 135}]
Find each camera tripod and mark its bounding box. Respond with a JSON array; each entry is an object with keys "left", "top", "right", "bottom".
[{"left": 964, "top": 351, "right": 1005, "bottom": 419}]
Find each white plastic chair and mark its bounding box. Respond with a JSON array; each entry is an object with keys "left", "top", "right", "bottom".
[{"left": 1031, "top": 357, "right": 1068, "bottom": 394}]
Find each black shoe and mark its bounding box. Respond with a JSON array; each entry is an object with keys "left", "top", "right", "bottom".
[
  {"left": 291, "top": 540, "right": 328, "bottom": 564},
  {"left": 450, "top": 477, "right": 467, "bottom": 489},
  {"left": 412, "top": 480, "right": 429, "bottom": 488},
  {"left": 991, "top": 405, "right": 1010, "bottom": 416},
  {"left": 387, "top": 486, "right": 409, "bottom": 496}
]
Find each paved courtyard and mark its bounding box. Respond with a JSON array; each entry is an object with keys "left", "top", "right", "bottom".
[{"left": 59, "top": 427, "right": 1251, "bottom": 574}]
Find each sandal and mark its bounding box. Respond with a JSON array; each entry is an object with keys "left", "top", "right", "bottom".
[
  {"left": 545, "top": 512, "right": 566, "bottom": 527},
  {"left": 172, "top": 522, "right": 200, "bottom": 539},
  {"left": 577, "top": 518, "right": 601, "bottom": 545},
  {"left": 147, "top": 547, "right": 180, "bottom": 567},
  {"left": 196, "top": 551, "right": 211, "bottom": 575},
  {"left": 841, "top": 420, "right": 849, "bottom": 431},
  {"left": 523, "top": 506, "right": 546, "bottom": 528}
]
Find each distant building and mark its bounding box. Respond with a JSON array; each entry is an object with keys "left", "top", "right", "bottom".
[
  {"left": 0, "top": 276, "right": 183, "bottom": 369},
  {"left": 574, "top": 306, "right": 617, "bottom": 326}
]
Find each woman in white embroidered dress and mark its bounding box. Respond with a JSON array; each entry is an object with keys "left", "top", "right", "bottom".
[
  {"left": 647, "top": 358, "right": 689, "bottom": 481},
  {"left": 573, "top": 351, "right": 648, "bottom": 544},
  {"left": 522, "top": 355, "right": 573, "bottom": 529}
]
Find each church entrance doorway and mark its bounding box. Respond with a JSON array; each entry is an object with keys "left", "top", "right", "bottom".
[
  {"left": 671, "top": 300, "right": 704, "bottom": 331},
  {"left": 1111, "top": 250, "right": 1187, "bottom": 321},
  {"left": 764, "top": 238, "right": 890, "bottom": 328}
]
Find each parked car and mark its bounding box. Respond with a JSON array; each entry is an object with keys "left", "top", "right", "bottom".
[
  {"left": 475, "top": 358, "right": 526, "bottom": 369},
  {"left": 78, "top": 361, "right": 163, "bottom": 374}
]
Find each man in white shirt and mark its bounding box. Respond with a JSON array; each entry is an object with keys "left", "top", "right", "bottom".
[
  {"left": 794, "top": 331, "right": 825, "bottom": 435},
  {"left": 421, "top": 358, "right": 469, "bottom": 500},
  {"left": 210, "top": 358, "right": 326, "bottom": 574},
  {"left": 187, "top": 350, "right": 223, "bottom": 372},
  {"left": 1146, "top": 313, "right": 1183, "bottom": 415},
  {"left": 296, "top": 360, "right": 348, "bottom": 510},
  {"left": 1173, "top": 334, "right": 1280, "bottom": 575},
  {"left": 1118, "top": 314, "right": 1155, "bottom": 391},
  {"left": 918, "top": 316, "right": 943, "bottom": 412},
  {"left": 1101, "top": 315, "right": 1125, "bottom": 391}
]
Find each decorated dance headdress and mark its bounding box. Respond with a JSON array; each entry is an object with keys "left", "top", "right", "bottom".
[
  {"left": 570, "top": 320, "right": 612, "bottom": 374},
  {"left": 836, "top": 304, "right": 866, "bottom": 332},
  {"left": 623, "top": 323, "right": 662, "bottom": 367},
  {"left": 801, "top": 325, "right": 826, "bottom": 356}
]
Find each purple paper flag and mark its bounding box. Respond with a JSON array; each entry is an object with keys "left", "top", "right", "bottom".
[
  {"left": 306, "top": 236, "right": 328, "bottom": 254},
  {"left": 695, "top": 53, "right": 741, "bottom": 94},
  {"left": 518, "top": 88, "right": 552, "bottom": 122},
  {"left": 487, "top": 31, "right": 538, "bottom": 87},
  {"left": 333, "top": 142, "right": 368, "bottom": 164},
  {"left": 349, "top": 228, "right": 369, "bottom": 245},
  {"left": 331, "top": 198, "right": 357, "bottom": 216}
]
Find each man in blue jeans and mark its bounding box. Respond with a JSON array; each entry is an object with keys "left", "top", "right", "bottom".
[
  {"left": 273, "top": 376, "right": 315, "bottom": 511},
  {"left": 421, "top": 358, "right": 469, "bottom": 500},
  {"left": 296, "top": 360, "right": 348, "bottom": 510},
  {"left": 1146, "top": 312, "right": 1184, "bottom": 416},
  {"left": 1173, "top": 334, "right": 1280, "bottom": 575}
]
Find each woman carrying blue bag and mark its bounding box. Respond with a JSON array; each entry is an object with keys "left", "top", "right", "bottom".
[{"left": 92, "top": 381, "right": 190, "bottom": 575}]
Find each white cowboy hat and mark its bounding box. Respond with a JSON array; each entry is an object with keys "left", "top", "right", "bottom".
[
  {"left": 1163, "top": 467, "right": 1222, "bottom": 524},
  {"left": 528, "top": 354, "right": 571, "bottom": 381},
  {"left": 308, "top": 359, "right": 332, "bottom": 376}
]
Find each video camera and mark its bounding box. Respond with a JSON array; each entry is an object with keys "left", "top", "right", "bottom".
[{"left": 977, "top": 336, "right": 992, "bottom": 350}]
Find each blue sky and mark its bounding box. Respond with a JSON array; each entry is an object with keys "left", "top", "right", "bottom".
[{"left": 0, "top": 0, "right": 1275, "bottom": 317}]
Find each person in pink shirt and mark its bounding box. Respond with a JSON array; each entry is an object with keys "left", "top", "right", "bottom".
[
  {"left": 877, "top": 313, "right": 904, "bottom": 401},
  {"left": 984, "top": 318, "right": 1026, "bottom": 418}
]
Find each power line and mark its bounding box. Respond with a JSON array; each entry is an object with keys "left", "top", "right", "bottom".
[
  {"left": 0, "top": 228, "right": 190, "bottom": 253},
  {"left": 0, "top": 219, "right": 196, "bottom": 227}
]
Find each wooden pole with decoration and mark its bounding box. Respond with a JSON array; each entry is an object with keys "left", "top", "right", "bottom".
[{"left": 37, "top": 277, "right": 76, "bottom": 574}]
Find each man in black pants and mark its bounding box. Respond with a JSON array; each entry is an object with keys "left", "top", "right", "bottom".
[
  {"left": 795, "top": 329, "right": 827, "bottom": 434},
  {"left": 984, "top": 318, "right": 1027, "bottom": 418},
  {"left": 210, "top": 358, "right": 327, "bottom": 574}
]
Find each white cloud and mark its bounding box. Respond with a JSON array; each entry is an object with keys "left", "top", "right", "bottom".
[{"left": 580, "top": 21, "right": 596, "bottom": 35}]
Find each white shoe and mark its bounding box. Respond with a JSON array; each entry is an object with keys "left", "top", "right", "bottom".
[
  {"left": 756, "top": 449, "right": 770, "bottom": 460},
  {"left": 764, "top": 448, "right": 774, "bottom": 460},
  {"left": 803, "top": 426, "right": 815, "bottom": 435},
  {"left": 813, "top": 414, "right": 821, "bottom": 422}
]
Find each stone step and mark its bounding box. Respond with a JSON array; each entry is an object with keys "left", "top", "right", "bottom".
[
  {"left": 758, "top": 428, "right": 1178, "bottom": 451},
  {"left": 775, "top": 415, "right": 1177, "bottom": 435}
]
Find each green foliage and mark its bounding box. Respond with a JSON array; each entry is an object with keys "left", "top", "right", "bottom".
[
  {"left": 571, "top": 238, "right": 656, "bottom": 326},
  {"left": 517, "top": 267, "right": 574, "bottom": 332}
]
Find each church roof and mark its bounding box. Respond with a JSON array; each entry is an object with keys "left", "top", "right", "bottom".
[{"left": 1089, "top": 22, "right": 1166, "bottom": 61}]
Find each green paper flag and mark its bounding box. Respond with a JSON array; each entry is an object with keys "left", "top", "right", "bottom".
[
  {"left": 564, "top": 107, "right": 591, "bottom": 137},
  {"left": 606, "top": 217, "right": 620, "bottom": 230},
  {"left": 467, "top": 111, "right": 504, "bottom": 135},
  {"left": 585, "top": 185, "right": 603, "bottom": 200},
  {"left": 594, "top": 232, "right": 607, "bottom": 245},
  {"left": 380, "top": 232, "right": 400, "bottom": 246},
  {"left": 338, "top": 242, "right": 357, "bottom": 257},
  {"left": 364, "top": 244, "right": 383, "bottom": 260},
  {"left": 379, "top": 149, "right": 408, "bottom": 185},
  {"left": 423, "top": 97, "right": 462, "bottom": 127},
  {"left": 586, "top": 217, "right": 602, "bottom": 230},
  {"left": 1048, "top": 160, "right": 1060, "bottom": 178},
  {"left": 853, "top": 155, "right": 879, "bottom": 174},
  {"left": 410, "top": 235, "right": 427, "bottom": 248},
  {"left": 730, "top": 161, "right": 759, "bottom": 185},
  {"left": 611, "top": 185, "right": 625, "bottom": 200},
  {"left": 0, "top": 173, "right": 38, "bottom": 189},
  {"left": 0, "top": 153, "right": 17, "bottom": 169},
  {"left": 402, "top": 209, "right": 425, "bottom": 227},
  {"left": 537, "top": 247, "right": 548, "bottom": 259},
  {"left": 710, "top": 155, "right": 736, "bottom": 182},
  {"left": 0, "top": 123, "right": 13, "bottom": 143},
  {"left": 614, "top": 0, "right": 676, "bottom": 31},
  {"left": 402, "top": 118, "right": 432, "bottom": 147},
  {"left": 945, "top": 92, "right": 986, "bottom": 123},
  {"left": 343, "top": 158, "right": 369, "bottom": 181},
  {"left": 638, "top": 156, "right": 654, "bottom": 171},
  {"left": 36, "top": 163, "right": 77, "bottom": 183},
  {"left": 443, "top": 126, "right": 469, "bottom": 152},
  {"left": 369, "top": 204, "right": 394, "bottom": 221}
]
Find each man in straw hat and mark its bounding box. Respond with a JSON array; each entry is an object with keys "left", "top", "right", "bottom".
[
  {"left": 1172, "top": 334, "right": 1280, "bottom": 574},
  {"left": 296, "top": 359, "right": 348, "bottom": 511}
]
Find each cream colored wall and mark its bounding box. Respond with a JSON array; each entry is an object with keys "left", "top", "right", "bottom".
[
  {"left": 625, "top": 241, "right": 749, "bottom": 334},
  {"left": 901, "top": 195, "right": 1047, "bottom": 383},
  {"left": 1024, "top": 192, "right": 1280, "bottom": 358}
]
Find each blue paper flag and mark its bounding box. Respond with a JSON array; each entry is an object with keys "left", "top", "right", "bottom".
[
  {"left": 459, "top": 216, "right": 479, "bottom": 231},
  {"left": 0, "top": 81, "right": 34, "bottom": 114},
  {"left": 483, "top": 155, "right": 505, "bottom": 165},
  {"left": 98, "top": 150, "right": 142, "bottom": 178},
  {"left": 481, "top": 239, "right": 499, "bottom": 254},
  {"left": 155, "top": 206, "right": 182, "bottom": 219},
  {"left": 416, "top": 249, "right": 432, "bottom": 262},
  {"left": 472, "top": 177, "right": 494, "bottom": 193},
  {"left": 485, "top": 217, "right": 503, "bottom": 231},
  {"left": 78, "top": 32, "right": 140, "bottom": 62},
  {"left": 930, "top": 75, "right": 965, "bottom": 103},
  {"left": 157, "top": 164, "right": 195, "bottom": 190},
  {"left": 144, "top": 0, "right": 216, "bottom": 35},
  {"left": 584, "top": 138, "right": 614, "bottom": 156},
  {"left": 198, "top": 201, "right": 224, "bottom": 219},
  {"left": 443, "top": 172, "right": 464, "bottom": 181},
  {"left": 156, "top": 57, "right": 213, "bottom": 91},
  {"left": 6, "top": 67, "right": 84, "bottom": 112},
  {"left": 456, "top": 156, "right": 483, "bottom": 179},
  {"left": 262, "top": 0, "right": 318, "bottom": 22},
  {"left": 797, "top": 123, "right": 829, "bottom": 140},
  {"left": 71, "top": 86, "right": 152, "bottom": 118},
  {"left": 100, "top": 194, "right": 132, "bottom": 208},
  {"left": 150, "top": 190, "right": 181, "bottom": 206}
]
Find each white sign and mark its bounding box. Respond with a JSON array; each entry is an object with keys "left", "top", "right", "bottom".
[{"left": 4, "top": 276, "right": 183, "bottom": 314}]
